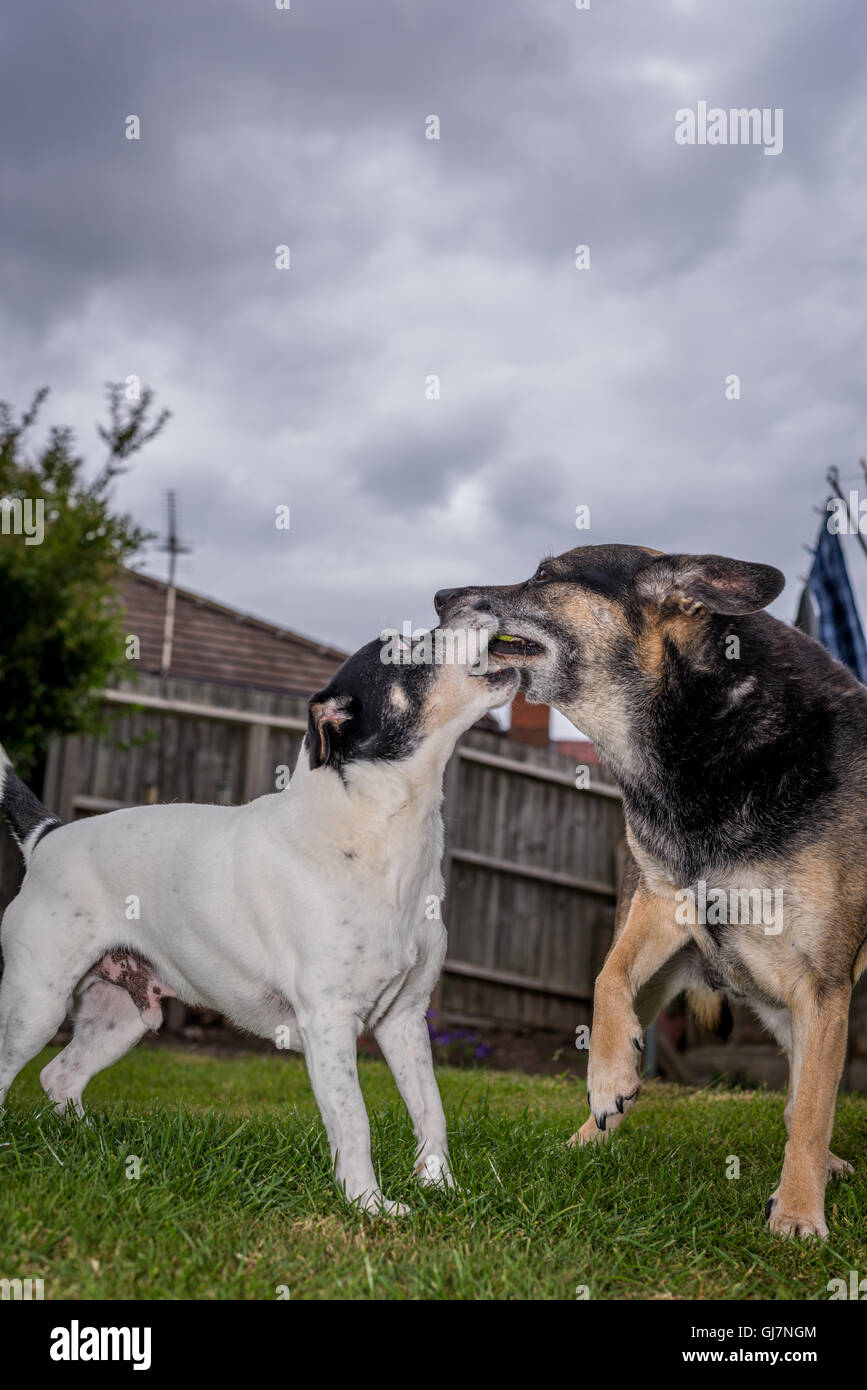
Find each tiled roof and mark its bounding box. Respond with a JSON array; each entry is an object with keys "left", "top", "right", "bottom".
[{"left": 119, "top": 570, "right": 347, "bottom": 697}]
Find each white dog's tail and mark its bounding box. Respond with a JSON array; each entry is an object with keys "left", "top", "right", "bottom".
[{"left": 0, "top": 742, "right": 63, "bottom": 866}]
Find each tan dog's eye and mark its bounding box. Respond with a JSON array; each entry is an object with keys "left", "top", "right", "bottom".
[{"left": 534, "top": 567, "right": 552, "bottom": 583}]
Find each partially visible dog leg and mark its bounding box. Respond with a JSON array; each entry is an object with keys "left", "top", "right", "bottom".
[
  {"left": 752, "top": 1000, "right": 854, "bottom": 1182},
  {"left": 783, "top": 1038, "right": 854, "bottom": 1183},
  {"left": 585, "top": 885, "right": 690, "bottom": 1134},
  {"left": 299, "top": 1012, "right": 408, "bottom": 1216},
  {"left": 572, "top": 944, "right": 698, "bottom": 1147},
  {"left": 766, "top": 984, "right": 851, "bottom": 1239},
  {"left": 0, "top": 959, "right": 69, "bottom": 1106},
  {"left": 40, "top": 980, "right": 148, "bottom": 1118},
  {"left": 375, "top": 1006, "right": 453, "bottom": 1189}
]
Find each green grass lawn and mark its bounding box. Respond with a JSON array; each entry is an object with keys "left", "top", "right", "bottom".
[{"left": 1, "top": 1046, "right": 864, "bottom": 1300}]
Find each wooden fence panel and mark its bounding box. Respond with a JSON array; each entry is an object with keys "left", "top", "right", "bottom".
[{"left": 439, "top": 730, "right": 623, "bottom": 1031}]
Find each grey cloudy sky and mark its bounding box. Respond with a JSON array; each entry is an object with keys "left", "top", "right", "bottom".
[{"left": 3, "top": 0, "right": 867, "bottom": 735}]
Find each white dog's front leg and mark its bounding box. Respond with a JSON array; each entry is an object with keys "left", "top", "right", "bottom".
[
  {"left": 299, "top": 1013, "right": 408, "bottom": 1215},
  {"left": 374, "top": 1008, "right": 453, "bottom": 1190}
]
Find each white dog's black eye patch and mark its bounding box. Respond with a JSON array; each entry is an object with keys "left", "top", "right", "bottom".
[{"left": 307, "top": 638, "right": 433, "bottom": 771}]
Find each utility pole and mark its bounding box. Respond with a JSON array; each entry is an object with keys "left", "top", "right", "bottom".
[
  {"left": 158, "top": 491, "right": 191, "bottom": 682},
  {"left": 155, "top": 491, "right": 192, "bottom": 1039},
  {"left": 152, "top": 491, "right": 191, "bottom": 802}
]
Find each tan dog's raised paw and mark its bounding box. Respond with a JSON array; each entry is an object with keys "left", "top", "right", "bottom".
[{"left": 586, "top": 1035, "right": 642, "bottom": 1131}]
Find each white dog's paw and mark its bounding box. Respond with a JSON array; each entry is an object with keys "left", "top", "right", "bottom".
[
  {"left": 414, "top": 1152, "right": 454, "bottom": 1189},
  {"left": 378, "top": 1198, "right": 411, "bottom": 1217},
  {"left": 351, "top": 1190, "right": 410, "bottom": 1217}
]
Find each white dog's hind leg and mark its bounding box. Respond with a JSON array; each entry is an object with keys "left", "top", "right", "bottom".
[
  {"left": 0, "top": 969, "right": 69, "bottom": 1106},
  {"left": 299, "top": 1012, "right": 408, "bottom": 1216},
  {"left": 375, "top": 1007, "right": 453, "bottom": 1189},
  {"left": 40, "top": 980, "right": 148, "bottom": 1118}
]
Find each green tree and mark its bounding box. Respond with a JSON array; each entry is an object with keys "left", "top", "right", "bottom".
[{"left": 0, "top": 384, "right": 169, "bottom": 780}]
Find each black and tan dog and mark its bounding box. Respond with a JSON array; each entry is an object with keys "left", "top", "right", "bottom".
[{"left": 435, "top": 545, "right": 867, "bottom": 1238}]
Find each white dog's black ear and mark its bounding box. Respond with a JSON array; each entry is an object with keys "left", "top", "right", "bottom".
[
  {"left": 640, "top": 554, "right": 785, "bottom": 616},
  {"left": 307, "top": 693, "right": 355, "bottom": 770}
]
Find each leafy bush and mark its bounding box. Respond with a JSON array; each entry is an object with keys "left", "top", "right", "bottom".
[{"left": 0, "top": 384, "right": 168, "bottom": 778}]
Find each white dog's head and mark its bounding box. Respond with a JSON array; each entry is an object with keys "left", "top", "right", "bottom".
[{"left": 306, "top": 629, "right": 518, "bottom": 774}]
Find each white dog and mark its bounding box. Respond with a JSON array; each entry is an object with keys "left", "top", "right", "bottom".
[{"left": 0, "top": 634, "right": 518, "bottom": 1214}]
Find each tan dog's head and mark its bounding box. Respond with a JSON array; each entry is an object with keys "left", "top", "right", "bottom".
[{"left": 434, "top": 544, "right": 784, "bottom": 769}]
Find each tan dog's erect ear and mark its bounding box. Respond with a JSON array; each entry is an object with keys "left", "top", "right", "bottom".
[
  {"left": 306, "top": 693, "right": 354, "bottom": 770},
  {"left": 639, "top": 554, "right": 785, "bottom": 616}
]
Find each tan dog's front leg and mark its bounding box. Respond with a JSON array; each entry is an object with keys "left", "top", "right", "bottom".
[
  {"left": 571, "top": 944, "right": 697, "bottom": 1147},
  {"left": 766, "top": 985, "right": 850, "bottom": 1239},
  {"left": 584, "top": 885, "right": 690, "bottom": 1135}
]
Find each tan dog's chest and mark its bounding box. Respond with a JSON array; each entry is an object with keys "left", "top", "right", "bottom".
[{"left": 628, "top": 835, "right": 828, "bottom": 1009}]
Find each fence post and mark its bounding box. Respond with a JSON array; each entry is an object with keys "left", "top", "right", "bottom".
[
  {"left": 56, "top": 736, "right": 81, "bottom": 823},
  {"left": 242, "top": 722, "right": 271, "bottom": 802}
]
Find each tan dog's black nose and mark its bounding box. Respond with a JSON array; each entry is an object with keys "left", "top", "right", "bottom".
[
  {"left": 434, "top": 587, "right": 492, "bottom": 617},
  {"left": 434, "top": 588, "right": 461, "bottom": 615}
]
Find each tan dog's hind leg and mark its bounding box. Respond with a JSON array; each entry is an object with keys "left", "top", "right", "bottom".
[
  {"left": 766, "top": 985, "right": 851, "bottom": 1239},
  {"left": 756, "top": 1000, "right": 854, "bottom": 1182},
  {"left": 583, "top": 886, "right": 691, "bottom": 1135}
]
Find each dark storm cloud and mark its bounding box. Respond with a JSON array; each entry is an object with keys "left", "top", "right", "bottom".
[
  {"left": 353, "top": 409, "right": 509, "bottom": 509},
  {"left": 2, "top": 0, "right": 866, "bottom": 674}
]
